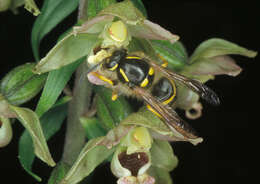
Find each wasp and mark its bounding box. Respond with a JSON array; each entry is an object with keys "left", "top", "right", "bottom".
[{"left": 87, "top": 48, "right": 220, "bottom": 142}]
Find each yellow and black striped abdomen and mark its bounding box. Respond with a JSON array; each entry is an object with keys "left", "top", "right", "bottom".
[
  {"left": 151, "top": 77, "right": 176, "bottom": 105},
  {"left": 117, "top": 56, "right": 154, "bottom": 87}
]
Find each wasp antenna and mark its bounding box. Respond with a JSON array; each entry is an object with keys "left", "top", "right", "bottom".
[{"left": 86, "top": 63, "right": 101, "bottom": 74}]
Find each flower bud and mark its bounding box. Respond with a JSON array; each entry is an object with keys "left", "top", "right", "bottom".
[
  {"left": 0, "top": 116, "right": 13, "bottom": 147},
  {"left": 0, "top": 63, "right": 47, "bottom": 105},
  {"left": 0, "top": 0, "right": 11, "bottom": 12}
]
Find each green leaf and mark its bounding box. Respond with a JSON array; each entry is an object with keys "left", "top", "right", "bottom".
[
  {"left": 121, "top": 107, "right": 203, "bottom": 145},
  {"left": 35, "top": 58, "right": 83, "bottom": 117},
  {"left": 19, "top": 99, "right": 68, "bottom": 181},
  {"left": 151, "top": 40, "right": 188, "bottom": 71},
  {"left": 148, "top": 166, "right": 173, "bottom": 184},
  {"left": 0, "top": 63, "right": 47, "bottom": 106},
  {"left": 48, "top": 162, "right": 70, "bottom": 184},
  {"left": 99, "top": 0, "right": 145, "bottom": 24},
  {"left": 9, "top": 106, "right": 55, "bottom": 168},
  {"left": 9, "top": 0, "right": 25, "bottom": 13},
  {"left": 130, "top": 0, "right": 147, "bottom": 18},
  {"left": 31, "top": 0, "right": 80, "bottom": 60},
  {"left": 80, "top": 117, "right": 107, "bottom": 139},
  {"left": 34, "top": 33, "right": 99, "bottom": 74},
  {"left": 150, "top": 139, "right": 178, "bottom": 171},
  {"left": 24, "top": 0, "right": 40, "bottom": 16},
  {"left": 86, "top": 0, "right": 116, "bottom": 19},
  {"left": 190, "top": 38, "right": 257, "bottom": 63},
  {"left": 60, "top": 137, "right": 115, "bottom": 184},
  {"left": 95, "top": 86, "right": 133, "bottom": 130}
]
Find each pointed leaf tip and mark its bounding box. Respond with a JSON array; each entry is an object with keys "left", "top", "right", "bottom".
[
  {"left": 190, "top": 38, "right": 258, "bottom": 63},
  {"left": 24, "top": 0, "right": 40, "bottom": 16},
  {"left": 10, "top": 105, "right": 55, "bottom": 166}
]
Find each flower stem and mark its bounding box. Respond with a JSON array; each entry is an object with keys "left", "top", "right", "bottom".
[{"left": 62, "top": 0, "right": 90, "bottom": 166}]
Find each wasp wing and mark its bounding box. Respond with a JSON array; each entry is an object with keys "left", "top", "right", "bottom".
[
  {"left": 133, "top": 86, "right": 199, "bottom": 140},
  {"left": 149, "top": 62, "right": 220, "bottom": 105}
]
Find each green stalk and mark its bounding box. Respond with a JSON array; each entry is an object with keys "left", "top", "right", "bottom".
[{"left": 62, "top": 0, "right": 90, "bottom": 166}]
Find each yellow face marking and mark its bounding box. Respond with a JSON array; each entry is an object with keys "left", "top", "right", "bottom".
[
  {"left": 109, "top": 63, "right": 118, "bottom": 71},
  {"left": 92, "top": 72, "right": 114, "bottom": 86},
  {"left": 126, "top": 56, "right": 141, "bottom": 60},
  {"left": 157, "top": 54, "right": 168, "bottom": 68},
  {"left": 119, "top": 68, "right": 129, "bottom": 82},
  {"left": 163, "top": 80, "right": 177, "bottom": 105},
  {"left": 148, "top": 67, "right": 154, "bottom": 75},
  {"left": 147, "top": 105, "right": 162, "bottom": 118},
  {"left": 140, "top": 78, "right": 149, "bottom": 87}
]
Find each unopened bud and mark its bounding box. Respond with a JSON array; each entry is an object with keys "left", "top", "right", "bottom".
[{"left": 0, "top": 63, "right": 47, "bottom": 105}]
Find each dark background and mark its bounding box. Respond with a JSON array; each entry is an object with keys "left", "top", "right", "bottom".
[{"left": 0, "top": 0, "right": 259, "bottom": 184}]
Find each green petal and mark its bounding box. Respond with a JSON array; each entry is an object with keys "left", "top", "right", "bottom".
[
  {"left": 60, "top": 137, "right": 115, "bottom": 184},
  {"left": 31, "top": 0, "right": 80, "bottom": 60},
  {"left": 99, "top": 124, "right": 134, "bottom": 149},
  {"left": 18, "top": 98, "right": 69, "bottom": 181},
  {"left": 121, "top": 107, "right": 203, "bottom": 145},
  {"left": 33, "top": 33, "right": 99, "bottom": 74},
  {"left": 190, "top": 38, "right": 257, "bottom": 63},
  {"left": 182, "top": 56, "right": 243, "bottom": 79},
  {"left": 150, "top": 139, "right": 178, "bottom": 171},
  {"left": 128, "top": 20, "right": 179, "bottom": 43},
  {"left": 99, "top": 0, "right": 145, "bottom": 25}
]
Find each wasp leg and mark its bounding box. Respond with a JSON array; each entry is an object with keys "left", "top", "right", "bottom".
[
  {"left": 111, "top": 91, "right": 118, "bottom": 101},
  {"left": 157, "top": 54, "right": 168, "bottom": 68},
  {"left": 91, "top": 72, "right": 115, "bottom": 86},
  {"left": 146, "top": 105, "right": 162, "bottom": 118}
]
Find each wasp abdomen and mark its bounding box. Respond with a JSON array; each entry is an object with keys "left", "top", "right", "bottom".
[
  {"left": 151, "top": 77, "right": 176, "bottom": 105},
  {"left": 118, "top": 57, "right": 154, "bottom": 87}
]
